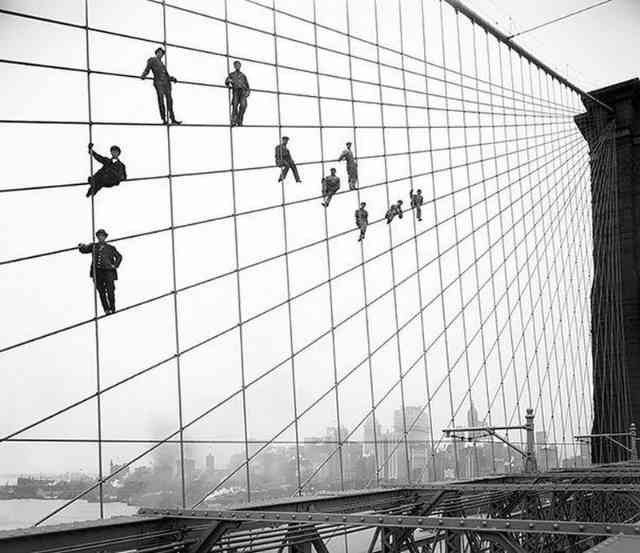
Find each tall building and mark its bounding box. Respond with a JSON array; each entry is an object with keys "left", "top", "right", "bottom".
[
  {"left": 205, "top": 452, "right": 215, "bottom": 474},
  {"left": 363, "top": 414, "right": 381, "bottom": 457},
  {"left": 392, "top": 407, "right": 430, "bottom": 482}
]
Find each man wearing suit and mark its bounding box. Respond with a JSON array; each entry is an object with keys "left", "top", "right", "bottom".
[
  {"left": 321, "top": 168, "right": 340, "bottom": 207},
  {"left": 78, "top": 229, "right": 123, "bottom": 315},
  {"left": 275, "top": 136, "right": 301, "bottom": 183},
  {"left": 338, "top": 141, "right": 358, "bottom": 190},
  {"left": 409, "top": 188, "right": 424, "bottom": 221},
  {"left": 225, "top": 60, "right": 250, "bottom": 127},
  {"left": 140, "top": 47, "right": 182, "bottom": 125},
  {"left": 86, "top": 142, "right": 127, "bottom": 198},
  {"left": 355, "top": 202, "right": 368, "bottom": 242},
  {"left": 385, "top": 200, "right": 403, "bottom": 224}
]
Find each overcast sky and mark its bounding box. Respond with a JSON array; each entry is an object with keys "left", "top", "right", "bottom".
[{"left": 0, "top": 0, "right": 627, "bottom": 517}]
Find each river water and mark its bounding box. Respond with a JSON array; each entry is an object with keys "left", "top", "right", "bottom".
[{"left": 0, "top": 499, "right": 138, "bottom": 531}]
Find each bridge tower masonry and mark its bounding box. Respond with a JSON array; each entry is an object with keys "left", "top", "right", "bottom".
[{"left": 576, "top": 78, "right": 640, "bottom": 462}]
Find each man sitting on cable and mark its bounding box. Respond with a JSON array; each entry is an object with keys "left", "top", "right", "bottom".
[{"left": 86, "top": 142, "right": 127, "bottom": 198}]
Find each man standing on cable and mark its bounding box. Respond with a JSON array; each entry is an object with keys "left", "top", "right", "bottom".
[
  {"left": 355, "top": 202, "right": 368, "bottom": 242},
  {"left": 225, "top": 60, "right": 250, "bottom": 127},
  {"left": 338, "top": 141, "right": 358, "bottom": 190},
  {"left": 409, "top": 188, "right": 424, "bottom": 222},
  {"left": 78, "top": 229, "right": 123, "bottom": 315},
  {"left": 275, "top": 136, "right": 301, "bottom": 183},
  {"left": 321, "top": 167, "right": 340, "bottom": 207},
  {"left": 385, "top": 200, "right": 403, "bottom": 224},
  {"left": 140, "top": 47, "right": 182, "bottom": 125},
  {"left": 86, "top": 142, "right": 127, "bottom": 198}
]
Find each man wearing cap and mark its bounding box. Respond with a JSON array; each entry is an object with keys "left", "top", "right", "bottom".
[
  {"left": 140, "top": 47, "right": 182, "bottom": 125},
  {"left": 225, "top": 60, "right": 250, "bottom": 127},
  {"left": 275, "top": 136, "right": 301, "bottom": 183},
  {"left": 338, "top": 141, "right": 358, "bottom": 190},
  {"left": 355, "top": 202, "right": 368, "bottom": 242},
  {"left": 385, "top": 200, "right": 403, "bottom": 224},
  {"left": 321, "top": 168, "right": 340, "bottom": 207},
  {"left": 78, "top": 229, "right": 123, "bottom": 315},
  {"left": 86, "top": 142, "right": 127, "bottom": 198},
  {"left": 409, "top": 188, "right": 424, "bottom": 222}
]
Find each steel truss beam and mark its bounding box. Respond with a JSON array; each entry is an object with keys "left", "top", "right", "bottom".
[
  {"left": 4, "top": 464, "right": 640, "bottom": 553},
  {"left": 139, "top": 507, "right": 640, "bottom": 538}
]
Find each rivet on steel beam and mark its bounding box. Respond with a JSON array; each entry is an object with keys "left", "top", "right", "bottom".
[
  {"left": 325, "top": 516, "right": 330, "bottom": 521},
  {"left": 505, "top": 522, "right": 511, "bottom": 528},
  {"left": 379, "top": 518, "right": 384, "bottom": 523},
  {"left": 360, "top": 517, "right": 365, "bottom": 522},
  {"left": 308, "top": 515, "right": 313, "bottom": 520},
  {"left": 261, "top": 514, "right": 265, "bottom": 518},
  {"left": 438, "top": 520, "right": 444, "bottom": 526},
  {"left": 553, "top": 524, "right": 559, "bottom": 530},
  {"left": 606, "top": 526, "right": 612, "bottom": 532},
  {"left": 292, "top": 515, "right": 296, "bottom": 519},
  {"left": 275, "top": 515, "right": 280, "bottom": 519},
  {"left": 342, "top": 517, "right": 347, "bottom": 522},
  {"left": 528, "top": 523, "right": 534, "bottom": 529},
  {"left": 398, "top": 518, "right": 402, "bottom": 523},
  {"left": 459, "top": 520, "right": 464, "bottom": 526},
  {"left": 481, "top": 521, "right": 488, "bottom": 527},
  {"left": 579, "top": 525, "right": 585, "bottom": 531}
]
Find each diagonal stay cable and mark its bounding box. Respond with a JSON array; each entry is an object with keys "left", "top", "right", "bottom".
[
  {"left": 2, "top": 133, "right": 584, "bottom": 446},
  {"left": 1, "top": 134, "right": 583, "bottom": 444}
]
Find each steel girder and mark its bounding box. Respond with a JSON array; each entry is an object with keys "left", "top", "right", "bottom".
[{"left": 3, "top": 464, "right": 640, "bottom": 553}]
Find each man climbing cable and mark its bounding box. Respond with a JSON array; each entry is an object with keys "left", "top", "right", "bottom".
[
  {"left": 140, "top": 47, "right": 182, "bottom": 125},
  {"left": 321, "top": 168, "right": 341, "bottom": 207},
  {"left": 385, "top": 200, "right": 403, "bottom": 224},
  {"left": 355, "top": 202, "right": 369, "bottom": 242},
  {"left": 409, "top": 188, "right": 424, "bottom": 222},
  {"left": 86, "top": 143, "right": 127, "bottom": 198},
  {"left": 338, "top": 141, "right": 358, "bottom": 190},
  {"left": 275, "top": 136, "right": 301, "bottom": 183},
  {"left": 225, "top": 60, "right": 250, "bottom": 127},
  {"left": 78, "top": 229, "right": 123, "bottom": 315}
]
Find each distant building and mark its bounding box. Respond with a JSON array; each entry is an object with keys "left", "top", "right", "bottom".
[
  {"left": 363, "top": 414, "right": 381, "bottom": 457},
  {"left": 205, "top": 452, "right": 215, "bottom": 474},
  {"left": 391, "top": 407, "right": 430, "bottom": 482}
]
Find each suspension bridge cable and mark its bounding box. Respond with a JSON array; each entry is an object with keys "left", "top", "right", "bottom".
[
  {"left": 31, "top": 135, "right": 589, "bottom": 523},
  {"left": 0, "top": 7, "right": 580, "bottom": 118},
  {"left": 1, "top": 0, "right": 604, "bottom": 526},
  {"left": 2, "top": 131, "right": 585, "bottom": 445},
  {"left": 506, "top": 0, "right": 614, "bottom": 40}
]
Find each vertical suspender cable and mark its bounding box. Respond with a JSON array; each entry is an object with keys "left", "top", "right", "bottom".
[
  {"left": 416, "top": 0, "right": 439, "bottom": 481},
  {"left": 222, "top": 0, "right": 252, "bottom": 502},
  {"left": 399, "top": 0, "right": 438, "bottom": 483},
  {"left": 160, "top": 0, "right": 186, "bottom": 507},
  {"left": 452, "top": 9, "right": 480, "bottom": 475},
  {"left": 270, "top": 0, "right": 303, "bottom": 494},
  {"left": 372, "top": 0, "right": 411, "bottom": 483},
  {"left": 311, "top": 0, "right": 346, "bottom": 493},
  {"left": 344, "top": 0, "right": 381, "bottom": 486},
  {"left": 484, "top": 29, "right": 513, "bottom": 472},
  {"left": 83, "top": 0, "right": 104, "bottom": 518}
]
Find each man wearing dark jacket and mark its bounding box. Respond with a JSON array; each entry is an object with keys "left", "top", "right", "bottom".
[
  {"left": 321, "top": 168, "right": 340, "bottom": 207},
  {"left": 78, "top": 229, "right": 123, "bottom": 314},
  {"left": 275, "top": 136, "right": 301, "bottom": 183},
  {"left": 86, "top": 143, "right": 127, "bottom": 198},
  {"left": 385, "top": 200, "right": 403, "bottom": 224},
  {"left": 225, "top": 60, "right": 250, "bottom": 127},
  {"left": 355, "top": 202, "right": 368, "bottom": 241},
  {"left": 141, "top": 47, "right": 182, "bottom": 125},
  {"left": 409, "top": 188, "right": 424, "bottom": 221}
]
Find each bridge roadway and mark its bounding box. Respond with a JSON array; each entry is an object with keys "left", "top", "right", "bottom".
[{"left": 2, "top": 462, "right": 640, "bottom": 553}]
